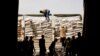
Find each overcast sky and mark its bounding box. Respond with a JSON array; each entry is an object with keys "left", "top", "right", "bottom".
[{"left": 18, "top": 0, "right": 84, "bottom": 17}]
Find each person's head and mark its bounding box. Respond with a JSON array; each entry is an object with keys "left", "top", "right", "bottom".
[
  {"left": 41, "top": 35, "right": 44, "bottom": 39},
  {"left": 30, "top": 36, "right": 33, "bottom": 40},
  {"left": 25, "top": 36, "right": 28, "bottom": 39},
  {"left": 77, "top": 32, "right": 81, "bottom": 37},
  {"left": 72, "top": 36, "right": 75, "bottom": 40},
  {"left": 67, "top": 37, "right": 71, "bottom": 40},
  {"left": 24, "top": 36, "right": 28, "bottom": 40}
]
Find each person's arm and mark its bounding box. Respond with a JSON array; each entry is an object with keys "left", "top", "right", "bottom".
[
  {"left": 32, "top": 41, "right": 35, "bottom": 52},
  {"left": 39, "top": 40, "right": 41, "bottom": 47},
  {"left": 33, "top": 47, "right": 35, "bottom": 52}
]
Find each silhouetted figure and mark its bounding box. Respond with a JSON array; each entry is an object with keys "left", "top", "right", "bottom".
[
  {"left": 71, "top": 36, "right": 77, "bottom": 56},
  {"left": 17, "top": 41, "right": 24, "bottom": 56},
  {"left": 76, "top": 32, "right": 83, "bottom": 56},
  {"left": 65, "top": 37, "right": 72, "bottom": 56},
  {"left": 39, "top": 35, "right": 46, "bottom": 56},
  {"left": 23, "top": 36, "right": 29, "bottom": 56},
  {"left": 40, "top": 9, "right": 50, "bottom": 22},
  {"left": 49, "top": 39, "right": 58, "bottom": 56},
  {"left": 60, "top": 26, "right": 66, "bottom": 47},
  {"left": 44, "top": 10, "right": 50, "bottom": 22},
  {"left": 28, "top": 36, "right": 35, "bottom": 56}
]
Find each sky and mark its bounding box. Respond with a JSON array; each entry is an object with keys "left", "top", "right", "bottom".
[{"left": 18, "top": 0, "right": 84, "bottom": 17}]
